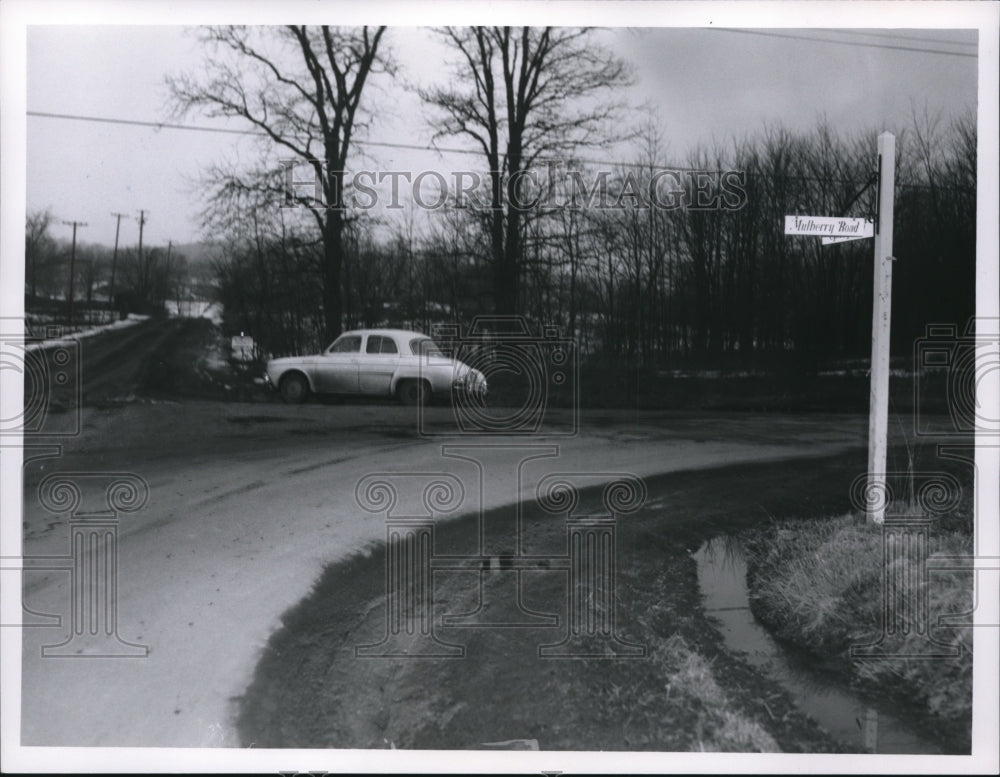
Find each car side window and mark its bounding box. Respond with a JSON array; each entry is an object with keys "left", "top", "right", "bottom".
[
  {"left": 410, "top": 337, "right": 444, "bottom": 357},
  {"left": 329, "top": 335, "right": 361, "bottom": 353},
  {"left": 365, "top": 335, "right": 400, "bottom": 354}
]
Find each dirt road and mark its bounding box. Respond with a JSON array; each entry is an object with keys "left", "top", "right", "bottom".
[
  {"left": 18, "top": 404, "right": 880, "bottom": 747},
  {"left": 15, "top": 317, "right": 887, "bottom": 748}
]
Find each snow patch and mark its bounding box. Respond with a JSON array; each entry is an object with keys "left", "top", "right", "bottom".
[{"left": 24, "top": 315, "right": 150, "bottom": 352}]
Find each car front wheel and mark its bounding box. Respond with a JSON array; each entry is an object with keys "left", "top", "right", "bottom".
[
  {"left": 279, "top": 373, "right": 309, "bottom": 404},
  {"left": 397, "top": 379, "right": 431, "bottom": 406}
]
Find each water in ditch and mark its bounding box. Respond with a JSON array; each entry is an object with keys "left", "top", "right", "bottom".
[{"left": 693, "top": 535, "right": 941, "bottom": 754}]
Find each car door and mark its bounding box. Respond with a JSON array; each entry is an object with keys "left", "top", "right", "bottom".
[
  {"left": 358, "top": 334, "right": 400, "bottom": 396},
  {"left": 314, "top": 335, "right": 361, "bottom": 393}
]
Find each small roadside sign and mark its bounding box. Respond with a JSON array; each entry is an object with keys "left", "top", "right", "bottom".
[
  {"left": 231, "top": 334, "right": 254, "bottom": 362},
  {"left": 784, "top": 216, "right": 874, "bottom": 239}
]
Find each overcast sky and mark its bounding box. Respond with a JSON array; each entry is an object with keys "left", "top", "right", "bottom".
[{"left": 17, "top": 15, "right": 984, "bottom": 249}]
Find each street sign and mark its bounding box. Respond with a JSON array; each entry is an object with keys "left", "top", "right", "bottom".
[
  {"left": 821, "top": 234, "right": 871, "bottom": 246},
  {"left": 784, "top": 216, "right": 874, "bottom": 239}
]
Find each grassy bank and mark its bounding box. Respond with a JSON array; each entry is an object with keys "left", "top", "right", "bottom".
[{"left": 743, "top": 511, "right": 973, "bottom": 752}]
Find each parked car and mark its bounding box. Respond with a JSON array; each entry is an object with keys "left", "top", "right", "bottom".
[{"left": 264, "top": 328, "right": 487, "bottom": 405}]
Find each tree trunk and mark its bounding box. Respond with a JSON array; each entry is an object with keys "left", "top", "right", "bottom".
[{"left": 322, "top": 213, "right": 344, "bottom": 343}]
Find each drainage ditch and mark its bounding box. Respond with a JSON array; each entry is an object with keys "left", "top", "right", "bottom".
[{"left": 694, "top": 534, "right": 940, "bottom": 754}]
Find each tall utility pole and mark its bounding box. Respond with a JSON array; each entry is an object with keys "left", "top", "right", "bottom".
[
  {"left": 110, "top": 212, "right": 127, "bottom": 318},
  {"left": 61, "top": 220, "right": 87, "bottom": 327},
  {"left": 867, "top": 132, "right": 896, "bottom": 524},
  {"left": 165, "top": 240, "right": 175, "bottom": 314},
  {"left": 136, "top": 210, "right": 148, "bottom": 312},
  {"left": 136, "top": 210, "right": 148, "bottom": 265}
]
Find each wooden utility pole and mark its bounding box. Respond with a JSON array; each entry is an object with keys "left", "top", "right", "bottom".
[
  {"left": 61, "top": 220, "right": 87, "bottom": 327},
  {"left": 135, "top": 210, "right": 148, "bottom": 313},
  {"left": 137, "top": 210, "right": 147, "bottom": 265},
  {"left": 782, "top": 135, "right": 894, "bottom": 524},
  {"left": 867, "top": 132, "right": 896, "bottom": 524},
  {"left": 110, "top": 212, "right": 127, "bottom": 317}
]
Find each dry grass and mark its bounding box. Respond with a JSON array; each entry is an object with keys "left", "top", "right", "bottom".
[
  {"left": 626, "top": 630, "right": 781, "bottom": 753},
  {"left": 744, "top": 512, "right": 973, "bottom": 750}
]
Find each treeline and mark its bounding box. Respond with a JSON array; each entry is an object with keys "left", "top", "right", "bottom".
[
  {"left": 24, "top": 210, "right": 199, "bottom": 326},
  {"left": 212, "top": 113, "right": 975, "bottom": 367}
]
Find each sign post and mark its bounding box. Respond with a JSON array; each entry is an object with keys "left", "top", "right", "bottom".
[
  {"left": 867, "top": 132, "right": 895, "bottom": 524},
  {"left": 783, "top": 132, "right": 896, "bottom": 523}
]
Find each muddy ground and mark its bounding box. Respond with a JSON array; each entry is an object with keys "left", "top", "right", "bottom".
[
  {"left": 236, "top": 452, "right": 877, "bottom": 752},
  {"left": 17, "top": 315, "right": 971, "bottom": 754}
]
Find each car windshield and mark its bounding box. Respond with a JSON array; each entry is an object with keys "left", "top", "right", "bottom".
[{"left": 410, "top": 337, "right": 444, "bottom": 357}]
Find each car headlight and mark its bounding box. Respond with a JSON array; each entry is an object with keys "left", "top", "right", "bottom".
[
  {"left": 471, "top": 371, "right": 487, "bottom": 393},
  {"left": 453, "top": 371, "right": 474, "bottom": 387}
]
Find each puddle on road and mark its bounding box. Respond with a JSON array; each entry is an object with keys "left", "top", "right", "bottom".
[{"left": 694, "top": 535, "right": 940, "bottom": 754}]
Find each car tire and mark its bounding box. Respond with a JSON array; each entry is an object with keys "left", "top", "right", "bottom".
[
  {"left": 397, "top": 379, "right": 431, "bottom": 406},
  {"left": 279, "top": 373, "right": 309, "bottom": 404}
]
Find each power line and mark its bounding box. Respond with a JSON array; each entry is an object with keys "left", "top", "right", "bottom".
[
  {"left": 26, "top": 109, "right": 972, "bottom": 192},
  {"left": 26, "top": 109, "right": 710, "bottom": 172},
  {"left": 708, "top": 28, "right": 978, "bottom": 58},
  {"left": 817, "top": 29, "right": 977, "bottom": 49},
  {"left": 27, "top": 109, "right": 489, "bottom": 156}
]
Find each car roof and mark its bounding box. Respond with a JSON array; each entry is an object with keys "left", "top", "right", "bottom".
[{"left": 337, "top": 328, "right": 430, "bottom": 341}]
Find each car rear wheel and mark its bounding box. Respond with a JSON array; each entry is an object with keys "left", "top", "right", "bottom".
[
  {"left": 397, "top": 379, "right": 431, "bottom": 406},
  {"left": 280, "top": 373, "right": 309, "bottom": 404}
]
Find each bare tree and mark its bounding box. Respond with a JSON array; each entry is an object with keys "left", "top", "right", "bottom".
[
  {"left": 25, "top": 208, "right": 56, "bottom": 302},
  {"left": 203, "top": 179, "right": 325, "bottom": 356},
  {"left": 421, "top": 26, "right": 632, "bottom": 314},
  {"left": 169, "top": 25, "right": 392, "bottom": 342}
]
